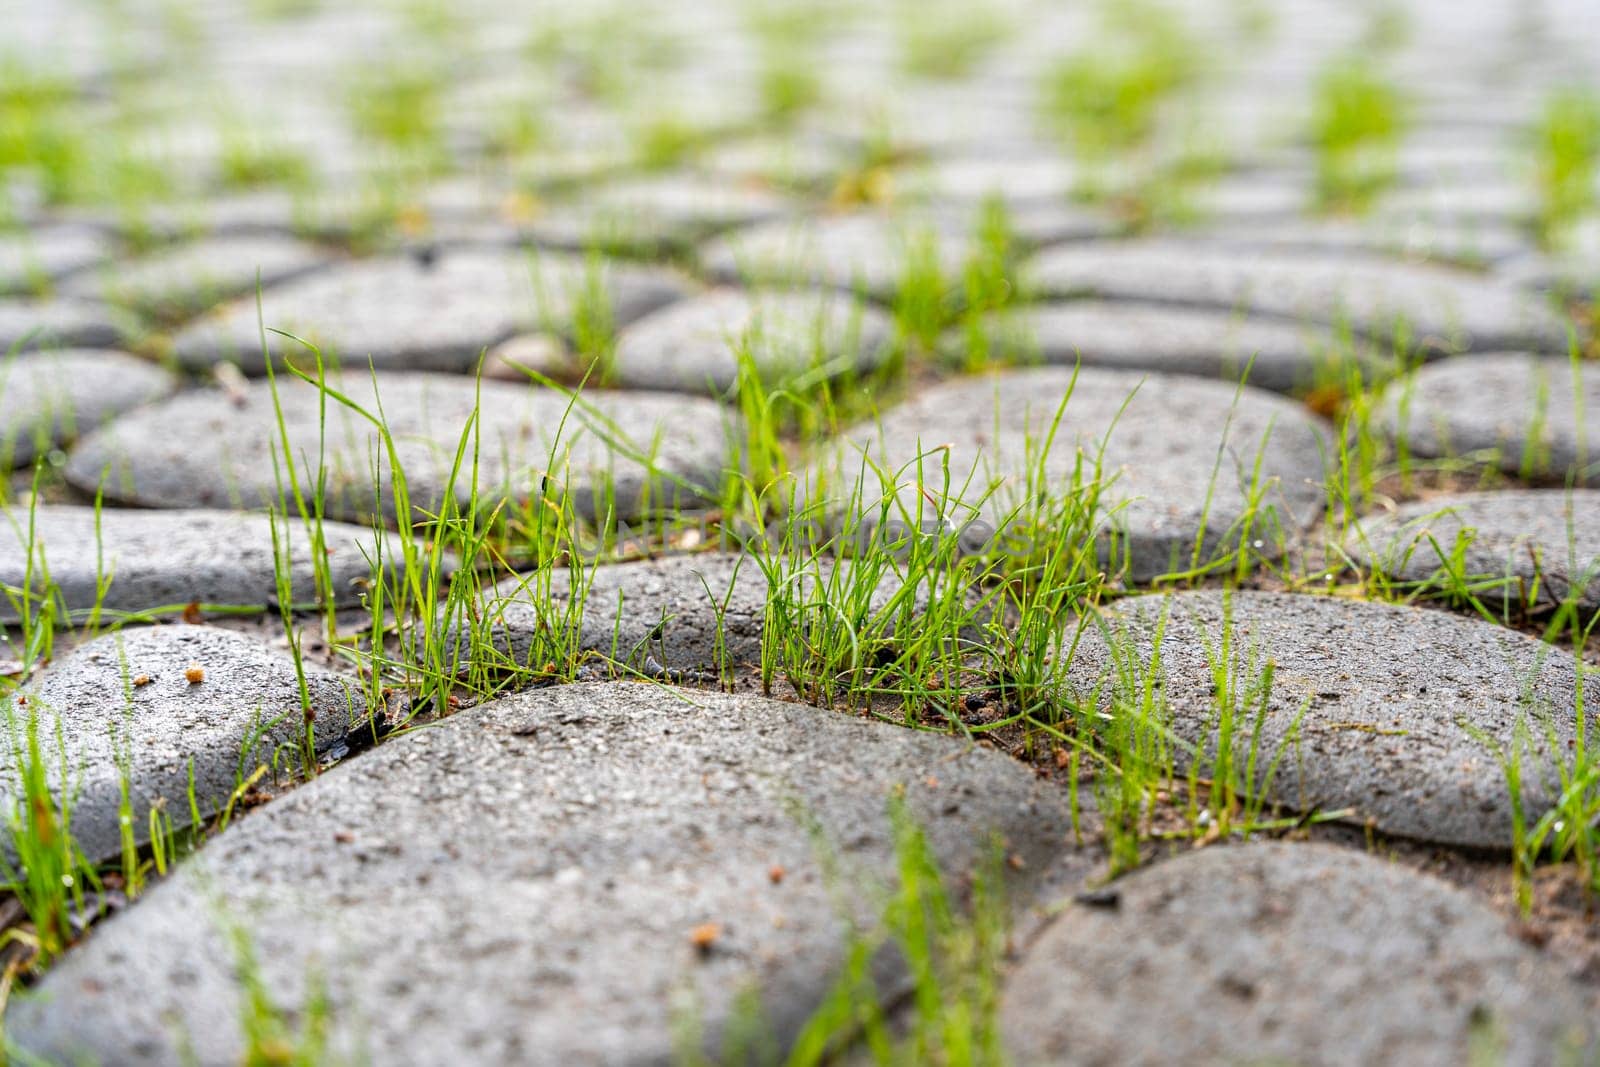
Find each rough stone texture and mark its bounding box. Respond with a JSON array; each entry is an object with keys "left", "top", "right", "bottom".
[
  {"left": 1376, "top": 354, "right": 1600, "bottom": 485},
  {"left": 2, "top": 625, "right": 355, "bottom": 864},
  {"left": 9, "top": 681, "right": 1073, "bottom": 1065},
  {"left": 468, "top": 551, "right": 945, "bottom": 678},
  {"left": 0, "top": 348, "right": 176, "bottom": 467},
  {"left": 805, "top": 367, "right": 1330, "bottom": 581},
  {"left": 471, "top": 554, "right": 772, "bottom": 675},
  {"left": 700, "top": 212, "right": 972, "bottom": 300},
  {"left": 167, "top": 247, "right": 692, "bottom": 374},
  {"left": 60, "top": 234, "right": 331, "bottom": 319},
  {"left": 1065, "top": 590, "right": 1588, "bottom": 848},
  {"left": 520, "top": 175, "right": 796, "bottom": 254},
  {"left": 611, "top": 287, "right": 894, "bottom": 393},
  {"left": 1189, "top": 216, "right": 1532, "bottom": 269},
  {"left": 957, "top": 301, "right": 1339, "bottom": 393},
  {"left": 66, "top": 371, "right": 731, "bottom": 524},
  {"left": 0, "top": 225, "right": 112, "bottom": 294},
  {"left": 1001, "top": 842, "right": 1593, "bottom": 1067},
  {"left": 1350, "top": 490, "right": 1600, "bottom": 613},
  {"left": 0, "top": 506, "right": 392, "bottom": 622},
  {"left": 0, "top": 298, "right": 126, "bottom": 352},
  {"left": 1027, "top": 240, "right": 1568, "bottom": 354}
]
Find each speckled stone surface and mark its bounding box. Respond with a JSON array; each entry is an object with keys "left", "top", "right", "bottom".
[
  {"left": 805, "top": 367, "right": 1330, "bottom": 581},
  {"left": 1002, "top": 842, "right": 1593, "bottom": 1066},
  {"left": 1349, "top": 490, "right": 1600, "bottom": 612},
  {"left": 65, "top": 371, "right": 731, "bottom": 524},
  {"left": 2, "top": 625, "right": 355, "bottom": 864},
  {"left": 1375, "top": 354, "right": 1600, "bottom": 485},
  {"left": 1065, "top": 590, "right": 1588, "bottom": 847},
  {"left": 0, "top": 506, "right": 393, "bottom": 621},
  {"left": 8, "top": 681, "right": 1073, "bottom": 1065}
]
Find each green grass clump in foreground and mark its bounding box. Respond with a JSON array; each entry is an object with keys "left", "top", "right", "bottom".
[{"left": 1309, "top": 56, "right": 1406, "bottom": 213}]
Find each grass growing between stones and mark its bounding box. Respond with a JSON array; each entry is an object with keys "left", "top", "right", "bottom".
[
  {"left": 894, "top": 0, "right": 1011, "bottom": 81},
  {"left": 1530, "top": 87, "right": 1600, "bottom": 248},
  {"left": 1037, "top": 0, "right": 1210, "bottom": 224},
  {"left": 891, "top": 201, "right": 1025, "bottom": 361},
  {"left": 1309, "top": 55, "right": 1406, "bottom": 214},
  {"left": 7, "top": 4, "right": 1600, "bottom": 1051},
  {"left": 674, "top": 795, "right": 1012, "bottom": 1066}
]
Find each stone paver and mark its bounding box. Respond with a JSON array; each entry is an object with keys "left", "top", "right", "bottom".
[
  {"left": 1350, "top": 490, "right": 1600, "bottom": 612},
  {"left": 8, "top": 681, "right": 1071, "bottom": 1064},
  {"left": 957, "top": 301, "right": 1340, "bottom": 393},
  {"left": 521, "top": 175, "right": 796, "bottom": 254},
  {"left": 168, "top": 248, "right": 692, "bottom": 374},
  {"left": 611, "top": 287, "right": 895, "bottom": 393},
  {"left": 1377, "top": 354, "right": 1600, "bottom": 485},
  {"left": 66, "top": 371, "right": 730, "bottom": 524},
  {"left": 2, "top": 625, "right": 355, "bottom": 865},
  {"left": 899, "top": 155, "right": 1079, "bottom": 207},
  {"left": 806, "top": 367, "right": 1330, "bottom": 581},
  {"left": 0, "top": 298, "right": 125, "bottom": 352},
  {"left": 1189, "top": 216, "right": 1533, "bottom": 269},
  {"left": 1065, "top": 590, "right": 1587, "bottom": 848},
  {"left": 0, "top": 348, "right": 176, "bottom": 467},
  {"left": 6, "top": 0, "right": 1600, "bottom": 1058},
  {"left": 700, "top": 212, "right": 972, "bottom": 300},
  {"left": 1027, "top": 240, "right": 1569, "bottom": 354},
  {"left": 0, "top": 506, "right": 393, "bottom": 622},
  {"left": 469, "top": 551, "right": 949, "bottom": 678},
  {"left": 0, "top": 225, "right": 113, "bottom": 295},
  {"left": 1001, "top": 842, "right": 1593, "bottom": 1066},
  {"left": 60, "top": 235, "right": 331, "bottom": 321}
]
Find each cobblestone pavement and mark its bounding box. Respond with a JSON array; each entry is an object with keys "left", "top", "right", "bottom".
[{"left": 4, "top": 0, "right": 1600, "bottom": 1063}]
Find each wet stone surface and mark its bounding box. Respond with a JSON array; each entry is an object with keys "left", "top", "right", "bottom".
[
  {"left": 1065, "top": 590, "right": 1589, "bottom": 848},
  {"left": 1002, "top": 842, "right": 1593, "bottom": 1066},
  {"left": 8, "top": 681, "right": 1073, "bottom": 1065},
  {"left": 2, "top": 625, "right": 355, "bottom": 866},
  {"left": 65, "top": 371, "right": 731, "bottom": 524}
]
